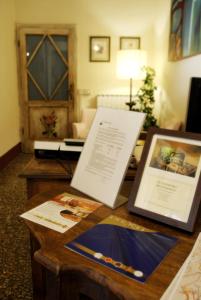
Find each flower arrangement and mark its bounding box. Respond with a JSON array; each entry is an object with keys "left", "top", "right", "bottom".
[{"left": 40, "top": 111, "right": 58, "bottom": 137}]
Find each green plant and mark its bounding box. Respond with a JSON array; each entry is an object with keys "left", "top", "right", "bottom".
[{"left": 134, "top": 66, "right": 158, "bottom": 130}]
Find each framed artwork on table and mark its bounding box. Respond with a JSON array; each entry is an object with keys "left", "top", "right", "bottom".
[
  {"left": 120, "top": 36, "right": 140, "bottom": 50},
  {"left": 128, "top": 127, "right": 201, "bottom": 232},
  {"left": 89, "top": 36, "right": 110, "bottom": 62}
]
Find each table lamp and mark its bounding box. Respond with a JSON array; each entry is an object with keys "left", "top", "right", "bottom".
[{"left": 116, "top": 49, "right": 147, "bottom": 110}]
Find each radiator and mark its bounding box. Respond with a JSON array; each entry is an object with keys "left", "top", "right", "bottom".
[{"left": 97, "top": 95, "right": 135, "bottom": 110}]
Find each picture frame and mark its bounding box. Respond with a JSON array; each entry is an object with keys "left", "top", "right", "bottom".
[
  {"left": 128, "top": 127, "right": 201, "bottom": 232},
  {"left": 169, "top": 0, "right": 201, "bottom": 61},
  {"left": 89, "top": 36, "right": 110, "bottom": 62},
  {"left": 120, "top": 36, "right": 140, "bottom": 50}
]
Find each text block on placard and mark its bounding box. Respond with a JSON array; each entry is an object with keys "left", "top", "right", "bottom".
[{"left": 71, "top": 107, "right": 145, "bottom": 208}]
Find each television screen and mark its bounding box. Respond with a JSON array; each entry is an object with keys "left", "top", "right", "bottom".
[{"left": 185, "top": 77, "right": 201, "bottom": 134}]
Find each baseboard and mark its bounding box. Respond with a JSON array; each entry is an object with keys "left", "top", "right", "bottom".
[{"left": 0, "top": 143, "right": 21, "bottom": 171}]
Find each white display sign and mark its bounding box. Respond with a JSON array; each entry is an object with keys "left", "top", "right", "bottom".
[{"left": 71, "top": 107, "right": 145, "bottom": 208}]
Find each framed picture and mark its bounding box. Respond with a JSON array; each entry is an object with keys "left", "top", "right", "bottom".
[
  {"left": 29, "top": 107, "right": 68, "bottom": 139},
  {"left": 89, "top": 36, "right": 110, "bottom": 62},
  {"left": 169, "top": 0, "right": 201, "bottom": 61},
  {"left": 120, "top": 36, "right": 140, "bottom": 50},
  {"left": 128, "top": 127, "right": 201, "bottom": 232}
]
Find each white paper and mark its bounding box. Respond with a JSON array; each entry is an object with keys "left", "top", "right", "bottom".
[
  {"left": 34, "top": 141, "right": 61, "bottom": 150},
  {"left": 71, "top": 107, "right": 145, "bottom": 208},
  {"left": 60, "top": 143, "right": 83, "bottom": 152},
  {"left": 21, "top": 192, "right": 102, "bottom": 233},
  {"left": 161, "top": 232, "right": 201, "bottom": 300},
  {"left": 34, "top": 141, "right": 83, "bottom": 152},
  {"left": 135, "top": 134, "right": 201, "bottom": 222}
]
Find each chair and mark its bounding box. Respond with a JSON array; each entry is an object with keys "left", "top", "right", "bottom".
[
  {"left": 160, "top": 117, "right": 182, "bottom": 130},
  {"left": 72, "top": 108, "right": 96, "bottom": 139}
]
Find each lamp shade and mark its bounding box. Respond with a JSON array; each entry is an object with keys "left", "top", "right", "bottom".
[{"left": 116, "top": 49, "right": 147, "bottom": 80}]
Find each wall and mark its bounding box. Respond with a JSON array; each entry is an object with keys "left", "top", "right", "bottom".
[
  {"left": 163, "top": 53, "right": 201, "bottom": 127},
  {"left": 144, "top": 0, "right": 171, "bottom": 124},
  {"left": 0, "top": 0, "right": 20, "bottom": 156},
  {"left": 2, "top": 0, "right": 198, "bottom": 156},
  {"left": 154, "top": 0, "right": 201, "bottom": 128},
  {"left": 15, "top": 0, "right": 164, "bottom": 120}
]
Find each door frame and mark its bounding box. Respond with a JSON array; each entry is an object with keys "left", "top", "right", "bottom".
[{"left": 16, "top": 24, "right": 77, "bottom": 152}]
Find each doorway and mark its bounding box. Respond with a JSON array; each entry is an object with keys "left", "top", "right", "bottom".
[{"left": 16, "top": 24, "right": 76, "bottom": 152}]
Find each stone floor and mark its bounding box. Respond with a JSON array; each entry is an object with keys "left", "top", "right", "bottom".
[{"left": 0, "top": 153, "right": 33, "bottom": 300}]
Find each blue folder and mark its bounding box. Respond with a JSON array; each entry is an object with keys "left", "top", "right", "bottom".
[{"left": 65, "top": 215, "right": 178, "bottom": 283}]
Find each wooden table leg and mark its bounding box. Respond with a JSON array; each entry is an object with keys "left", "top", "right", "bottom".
[{"left": 30, "top": 234, "right": 46, "bottom": 300}]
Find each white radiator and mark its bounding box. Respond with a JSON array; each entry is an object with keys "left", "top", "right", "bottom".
[{"left": 97, "top": 95, "right": 135, "bottom": 110}]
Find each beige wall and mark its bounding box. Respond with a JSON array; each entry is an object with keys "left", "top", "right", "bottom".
[
  {"left": 15, "top": 0, "right": 163, "bottom": 119},
  {"left": 0, "top": 0, "right": 20, "bottom": 156},
  {"left": 1, "top": 0, "right": 201, "bottom": 156},
  {"left": 153, "top": 0, "right": 201, "bottom": 128},
  {"left": 163, "top": 52, "right": 201, "bottom": 127}
]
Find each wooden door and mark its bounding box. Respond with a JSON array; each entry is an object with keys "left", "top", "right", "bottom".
[{"left": 17, "top": 25, "right": 76, "bottom": 152}]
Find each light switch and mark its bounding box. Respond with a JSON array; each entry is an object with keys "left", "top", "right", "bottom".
[{"left": 79, "top": 89, "right": 91, "bottom": 96}]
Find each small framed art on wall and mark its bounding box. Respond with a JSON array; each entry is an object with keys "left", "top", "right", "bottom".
[
  {"left": 119, "top": 36, "right": 140, "bottom": 50},
  {"left": 89, "top": 36, "right": 110, "bottom": 62}
]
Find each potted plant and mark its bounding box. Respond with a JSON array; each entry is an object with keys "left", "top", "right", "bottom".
[{"left": 134, "top": 66, "right": 158, "bottom": 130}]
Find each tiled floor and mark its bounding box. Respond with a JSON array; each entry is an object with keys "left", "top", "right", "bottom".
[{"left": 0, "top": 153, "right": 33, "bottom": 300}]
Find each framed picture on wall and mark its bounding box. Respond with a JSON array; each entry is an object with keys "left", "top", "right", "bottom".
[
  {"left": 169, "top": 0, "right": 201, "bottom": 61},
  {"left": 128, "top": 127, "right": 201, "bottom": 232},
  {"left": 120, "top": 36, "right": 140, "bottom": 50},
  {"left": 89, "top": 36, "right": 110, "bottom": 62}
]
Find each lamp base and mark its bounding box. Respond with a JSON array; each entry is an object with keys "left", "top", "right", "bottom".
[{"left": 125, "top": 101, "right": 136, "bottom": 111}]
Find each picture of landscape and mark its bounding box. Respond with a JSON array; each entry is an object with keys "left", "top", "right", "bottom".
[{"left": 150, "top": 139, "right": 201, "bottom": 177}]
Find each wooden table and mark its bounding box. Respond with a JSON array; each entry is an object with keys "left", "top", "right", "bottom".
[
  {"left": 20, "top": 157, "right": 135, "bottom": 299},
  {"left": 24, "top": 185, "right": 201, "bottom": 300},
  {"left": 20, "top": 157, "right": 75, "bottom": 199},
  {"left": 20, "top": 157, "right": 136, "bottom": 199}
]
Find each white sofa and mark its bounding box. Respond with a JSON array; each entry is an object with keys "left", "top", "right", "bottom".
[{"left": 72, "top": 108, "right": 96, "bottom": 139}]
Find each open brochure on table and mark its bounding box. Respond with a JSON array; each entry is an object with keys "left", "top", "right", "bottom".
[
  {"left": 20, "top": 192, "right": 102, "bottom": 233},
  {"left": 161, "top": 232, "right": 201, "bottom": 300},
  {"left": 65, "top": 215, "right": 178, "bottom": 283}
]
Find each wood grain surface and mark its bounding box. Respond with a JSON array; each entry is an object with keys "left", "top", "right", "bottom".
[{"left": 24, "top": 184, "right": 201, "bottom": 300}]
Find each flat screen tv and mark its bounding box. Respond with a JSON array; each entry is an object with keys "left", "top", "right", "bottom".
[{"left": 185, "top": 77, "right": 201, "bottom": 134}]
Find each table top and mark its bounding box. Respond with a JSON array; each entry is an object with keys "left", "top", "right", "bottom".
[
  {"left": 24, "top": 185, "right": 201, "bottom": 300},
  {"left": 20, "top": 157, "right": 136, "bottom": 180},
  {"left": 20, "top": 157, "right": 75, "bottom": 179}
]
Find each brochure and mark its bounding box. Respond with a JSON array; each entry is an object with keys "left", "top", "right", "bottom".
[
  {"left": 65, "top": 215, "right": 178, "bottom": 282},
  {"left": 20, "top": 192, "right": 102, "bottom": 233},
  {"left": 161, "top": 232, "right": 201, "bottom": 300}
]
